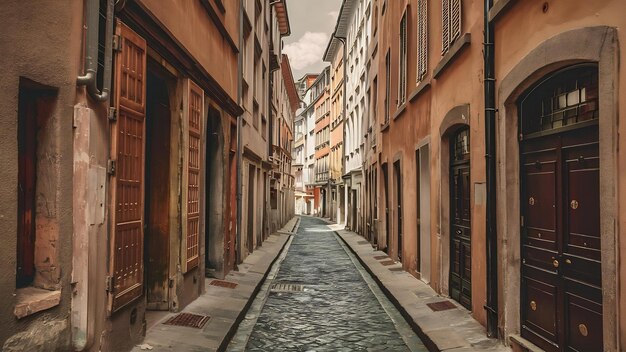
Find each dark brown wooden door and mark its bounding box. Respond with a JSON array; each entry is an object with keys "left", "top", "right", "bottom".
[
  {"left": 109, "top": 21, "right": 147, "bottom": 313},
  {"left": 521, "top": 125, "right": 602, "bottom": 352},
  {"left": 450, "top": 127, "right": 471, "bottom": 310}
]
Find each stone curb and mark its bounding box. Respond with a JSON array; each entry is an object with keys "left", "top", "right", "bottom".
[{"left": 333, "top": 225, "right": 511, "bottom": 352}]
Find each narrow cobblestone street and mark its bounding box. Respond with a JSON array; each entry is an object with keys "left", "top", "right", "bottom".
[{"left": 231, "top": 216, "right": 427, "bottom": 351}]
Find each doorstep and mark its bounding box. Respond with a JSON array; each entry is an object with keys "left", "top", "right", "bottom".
[
  {"left": 132, "top": 217, "right": 297, "bottom": 352},
  {"left": 332, "top": 225, "right": 511, "bottom": 352}
]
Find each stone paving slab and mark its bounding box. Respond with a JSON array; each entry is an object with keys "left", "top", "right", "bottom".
[
  {"left": 332, "top": 223, "right": 511, "bottom": 352},
  {"left": 238, "top": 216, "right": 428, "bottom": 352},
  {"left": 132, "top": 217, "right": 298, "bottom": 352}
]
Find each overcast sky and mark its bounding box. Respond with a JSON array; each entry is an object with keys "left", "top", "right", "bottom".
[{"left": 284, "top": 0, "right": 342, "bottom": 80}]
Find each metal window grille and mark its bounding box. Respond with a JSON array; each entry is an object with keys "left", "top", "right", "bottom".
[
  {"left": 417, "top": 0, "right": 428, "bottom": 81},
  {"left": 398, "top": 11, "right": 408, "bottom": 105}
]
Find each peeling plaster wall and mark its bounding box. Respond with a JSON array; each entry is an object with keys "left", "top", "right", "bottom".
[{"left": 0, "top": 0, "right": 83, "bottom": 349}]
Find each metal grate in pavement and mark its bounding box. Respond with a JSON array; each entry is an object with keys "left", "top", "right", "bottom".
[
  {"left": 270, "top": 283, "right": 305, "bottom": 293},
  {"left": 426, "top": 301, "right": 457, "bottom": 312},
  {"left": 163, "top": 313, "right": 210, "bottom": 329},
  {"left": 373, "top": 255, "right": 389, "bottom": 260},
  {"left": 209, "top": 279, "right": 238, "bottom": 289},
  {"left": 379, "top": 260, "right": 396, "bottom": 266}
]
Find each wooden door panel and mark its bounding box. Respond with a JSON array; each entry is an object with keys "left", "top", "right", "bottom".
[
  {"left": 109, "top": 21, "right": 147, "bottom": 313},
  {"left": 523, "top": 277, "right": 559, "bottom": 340},
  {"left": 565, "top": 293, "right": 603, "bottom": 352}
]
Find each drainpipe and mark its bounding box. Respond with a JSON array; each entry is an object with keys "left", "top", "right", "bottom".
[
  {"left": 77, "top": 0, "right": 113, "bottom": 102},
  {"left": 336, "top": 36, "right": 347, "bottom": 224},
  {"left": 484, "top": 0, "right": 498, "bottom": 338},
  {"left": 236, "top": 0, "right": 244, "bottom": 266}
]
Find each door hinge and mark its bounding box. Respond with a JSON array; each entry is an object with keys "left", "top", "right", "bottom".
[
  {"left": 107, "top": 159, "right": 117, "bottom": 176},
  {"left": 521, "top": 215, "right": 525, "bottom": 227},
  {"left": 106, "top": 276, "right": 114, "bottom": 292},
  {"left": 108, "top": 107, "right": 117, "bottom": 121},
  {"left": 112, "top": 34, "right": 122, "bottom": 52}
]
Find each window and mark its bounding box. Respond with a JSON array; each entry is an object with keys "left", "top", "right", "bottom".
[
  {"left": 398, "top": 11, "right": 408, "bottom": 105},
  {"left": 441, "top": 0, "right": 461, "bottom": 54},
  {"left": 384, "top": 50, "right": 391, "bottom": 124},
  {"left": 417, "top": 0, "right": 428, "bottom": 82}
]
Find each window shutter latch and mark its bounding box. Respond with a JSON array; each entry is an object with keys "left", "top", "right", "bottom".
[
  {"left": 106, "top": 276, "right": 115, "bottom": 292},
  {"left": 112, "top": 35, "right": 122, "bottom": 52},
  {"left": 107, "top": 159, "right": 117, "bottom": 176},
  {"left": 108, "top": 107, "right": 117, "bottom": 121}
]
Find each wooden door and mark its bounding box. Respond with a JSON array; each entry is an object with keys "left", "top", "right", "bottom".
[
  {"left": 449, "top": 127, "right": 471, "bottom": 310},
  {"left": 109, "top": 21, "right": 147, "bottom": 313},
  {"left": 520, "top": 126, "right": 602, "bottom": 351},
  {"left": 382, "top": 163, "right": 390, "bottom": 253},
  {"left": 519, "top": 65, "right": 602, "bottom": 352},
  {"left": 394, "top": 161, "right": 403, "bottom": 261}
]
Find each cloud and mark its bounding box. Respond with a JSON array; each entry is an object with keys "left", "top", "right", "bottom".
[
  {"left": 328, "top": 10, "right": 339, "bottom": 22},
  {"left": 283, "top": 32, "right": 330, "bottom": 71}
]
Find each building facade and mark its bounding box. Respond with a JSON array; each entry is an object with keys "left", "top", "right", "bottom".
[
  {"left": 312, "top": 67, "right": 332, "bottom": 217},
  {"left": 326, "top": 36, "right": 345, "bottom": 224},
  {"left": 355, "top": 0, "right": 626, "bottom": 351},
  {"left": 0, "top": 0, "right": 296, "bottom": 350}
]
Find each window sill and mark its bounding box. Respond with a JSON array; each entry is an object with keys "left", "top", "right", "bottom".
[
  {"left": 409, "top": 78, "right": 432, "bottom": 103},
  {"left": 380, "top": 121, "right": 390, "bottom": 132},
  {"left": 14, "top": 287, "right": 61, "bottom": 319},
  {"left": 489, "top": 0, "right": 516, "bottom": 22},
  {"left": 392, "top": 103, "right": 407, "bottom": 121},
  {"left": 433, "top": 33, "right": 471, "bottom": 79}
]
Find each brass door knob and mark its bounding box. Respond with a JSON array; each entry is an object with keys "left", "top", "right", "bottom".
[
  {"left": 553, "top": 259, "right": 559, "bottom": 268},
  {"left": 565, "top": 259, "right": 572, "bottom": 264}
]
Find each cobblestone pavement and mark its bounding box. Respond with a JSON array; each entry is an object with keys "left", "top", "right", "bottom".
[{"left": 243, "top": 216, "right": 427, "bottom": 351}]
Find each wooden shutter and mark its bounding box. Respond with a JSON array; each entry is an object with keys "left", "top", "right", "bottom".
[
  {"left": 399, "top": 12, "right": 407, "bottom": 104},
  {"left": 450, "top": 0, "right": 461, "bottom": 44},
  {"left": 182, "top": 79, "right": 204, "bottom": 272},
  {"left": 417, "top": 0, "right": 428, "bottom": 81},
  {"left": 109, "top": 20, "right": 147, "bottom": 313},
  {"left": 442, "top": 0, "right": 450, "bottom": 53}
]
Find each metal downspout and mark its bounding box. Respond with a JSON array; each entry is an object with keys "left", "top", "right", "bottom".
[
  {"left": 236, "top": 0, "right": 244, "bottom": 267},
  {"left": 336, "top": 36, "right": 347, "bottom": 224},
  {"left": 484, "top": 0, "right": 499, "bottom": 338},
  {"left": 77, "top": 0, "right": 113, "bottom": 102}
]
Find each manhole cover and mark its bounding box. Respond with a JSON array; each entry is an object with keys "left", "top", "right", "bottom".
[
  {"left": 373, "top": 255, "right": 389, "bottom": 260},
  {"left": 163, "top": 313, "right": 210, "bottom": 328},
  {"left": 357, "top": 240, "right": 370, "bottom": 245},
  {"left": 427, "top": 301, "right": 457, "bottom": 312},
  {"left": 380, "top": 260, "right": 396, "bottom": 266},
  {"left": 270, "top": 283, "right": 305, "bottom": 293},
  {"left": 209, "top": 280, "right": 238, "bottom": 289},
  {"left": 389, "top": 267, "right": 404, "bottom": 272}
]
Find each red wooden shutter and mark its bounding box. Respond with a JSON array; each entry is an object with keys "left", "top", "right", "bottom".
[
  {"left": 108, "top": 21, "right": 147, "bottom": 313},
  {"left": 182, "top": 79, "right": 204, "bottom": 272}
]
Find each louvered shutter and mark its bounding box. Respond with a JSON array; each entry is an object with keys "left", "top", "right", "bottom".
[
  {"left": 109, "top": 20, "right": 147, "bottom": 313},
  {"left": 450, "top": 0, "right": 461, "bottom": 44},
  {"left": 417, "top": 0, "right": 428, "bottom": 81},
  {"left": 399, "top": 12, "right": 407, "bottom": 104},
  {"left": 441, "top": 0, "right": 450, "bottom": 53},
  {"left": 182, "top": 79, "right": 204, "bottom": 272}
]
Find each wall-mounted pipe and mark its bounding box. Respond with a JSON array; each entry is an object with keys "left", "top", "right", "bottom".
[
  {"left": 484, "top": 0, "right": 498, "bottom": 339},
  {"left": 77, "top": 0, "right": 113, "bottom": 102},
  {"left": 236, "top": 0, "right": 244, "bottom": 267}
]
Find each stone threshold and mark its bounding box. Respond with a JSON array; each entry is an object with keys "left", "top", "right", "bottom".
[
  {"left": 132, "top": 216, "right": 299, "bottom": 352},
  {"left": 332, "top": 225, "right": 511, "bottom": 352}
]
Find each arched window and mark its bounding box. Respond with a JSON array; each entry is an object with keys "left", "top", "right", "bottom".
[{"left": 519, "top": 64, "right": 599, "bottom": 137}]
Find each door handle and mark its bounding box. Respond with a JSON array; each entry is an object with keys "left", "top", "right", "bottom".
[
  {"left": 552, "top": 259, "right": 559, "bottom": 268},
  {"left": 455, "top": 229, "right": 462, "bottom": 235},
  {"left": 565, "top": 258, "right": 572, "bottom": 265}
]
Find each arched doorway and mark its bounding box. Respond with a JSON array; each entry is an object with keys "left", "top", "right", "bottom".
[
  {"left": 449, "top": 127, "right": 471, "bottom": 310},
  {"left": 519, "top": 64, "right": 602, "bottom": 352}
]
